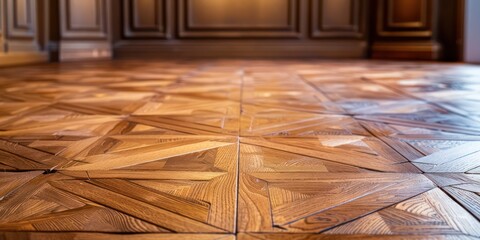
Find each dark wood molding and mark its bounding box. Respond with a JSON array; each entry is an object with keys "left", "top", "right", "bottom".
[
  {"left": 371, "top": 0, "right": 442, "bottom": 60},
  {"left": 0, "top": 0, "right": 50, "bottom": 66},
  {"left": 376, "top": 0, "right": 434, "bottom": 38},
  {"left": 122, "top": 0, "right": 171, "bottom": 39},
  {"left": 45, "top": 0, "right": 60, "bottom": 61},
  {"left": 6, "top": 0, "right": 36, "bottom": 39},
  {"left": 177, "top": 0, "right": 304, "bottom": 38},
  {"left": 372, "top": 41, "right": 440, "bottom": 60},
  {"left": 0, "top": 0, "right": 465, "bottom": 62},
  {"left": 456, "top": 0, "right": 465, "bottom": 61},
  {"left": 60, "top": 0, "right": 108, "bottom": 39},
  {"left": 386, "top": 0, "right": 428, "bottom": 28},
  {"left": 114, "top": 0, "right": 369, "bottom": 58},
  {"left": 311, "top": 0, "right": 366, "bottom": 39},
  {"left": 58, "top": 0, "right": 112, "bottom": 61},
  {"left": 0, "top": 0, "right": 5, "bottom": 52},
  {"left": 2, "top": 0, "right": 48, "bottom": 52},
  {"left": 114, "top": 40, "right": 367, "bottom": 58}
]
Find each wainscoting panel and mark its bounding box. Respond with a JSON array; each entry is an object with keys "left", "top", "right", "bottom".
[
  {"left": 311, "top": 0, "right": 365, "bottom": 38},
  {"left": 0, "top": 0, "right": 4, "bottom": 51},
  {"left": 372, "top": 0, "right": 441, "bottom": 60},
  {"left": 21, "top": 0, "right": 455, "bottom": 60},
  {"left": 114, "top": 0, "right": 368, "bottom": 57},
  {"left": 122, "top": 0, "right": 170, "bottom": 38},
  {"left": 178, "top": 0, "right": 303, "bottom": 38},
  {"left": 6, "top": 0, "right": 35, "bottom": 39},
  {"left": 377, "top": 0, "right": 433, "bottom": 37},
  {"left": 60, "top": 0, "right": 107, "bottom": 39},
  {"left": 0, "top": 0, "right": 49, "bottom": 66},
  {"left": 58, "top": 0, "right": 112, "bottom": 61}
]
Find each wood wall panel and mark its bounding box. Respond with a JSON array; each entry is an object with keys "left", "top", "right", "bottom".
[
  {"left": 390, "top": 0, "right": 424, "bottom": 26},
  {"left": 0, "top": 1, "right": 4, "bottom": 42},
  {"left": 58, "top": 0, "right": 112, "bottom": 61},
  {"left": 311, "top": 0, "right": 364, "bottom": 38},
  {"left": 6, "top": 0, "right": 35, "bottom": 39},
  {"left": 0, "top": 0, "right": 49, "bottom": 66},
  {"left": 13, "top": 0, "right": 29, "bottom": 27},
  {"left": 116, "top": 0, "right": 368, "bottom": 58},
  {"left": 377, "top": 0, "right": 433, "bottom": 37},
  {"left": 122, "top": 0, "right": 170, "bottom": 38},
  {"left": 60, "top": 0, "right": 107, "bottom": 39},
  {"left": 178, "top": 0, "right": 302, "bottom": 38},
  {"left": 372, "top": 0, "right": 440, "bottom": 60},
  {"left": 0, "top": 0, "right": 456, "bottom": 61}
]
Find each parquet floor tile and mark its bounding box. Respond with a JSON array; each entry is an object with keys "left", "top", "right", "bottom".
[
  {"left": 242, "top": 72, "right": 341, "bottom": 114},
  {"left": 240, "top": 137, "right": 417, "bottom": 173},
  {"left": 1, "top": 60, "right": 480, "bottom": 238},
  {"left": 324, "top": 188, "right": 480, "bottom": 236},
  {"left": 238, "top": 172, "right": 436, "bottom": 233},
  {"left": 0, "top": 135, "right": 238, "bottom": 232},
  {"left": 241, "top": 105, "right": 368, "bottom": 137},
  {"left": 427, "top": 173, "right": 480, "bottom": 221}
]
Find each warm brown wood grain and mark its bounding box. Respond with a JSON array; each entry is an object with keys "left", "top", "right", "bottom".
[
  {"left": 427, "top": 173, "right": 480, "bottom": 221},
  {"left": 0, "top": 171, "right": 43, "bottom": 200},
  {"left": 238, "top": 233, "right": 478, "bottom": 239},
  {"left": 326, "top": 188, "right": 480, "bottom": 236},
  {"left": 0, "top": 232, "right": 235, "bottom": 240},
  {"left": 0, "top": 59, "right": 479, "bottom": 237},
  {"left": 123, "top": 0, "right": 170, "bottom": 38}
]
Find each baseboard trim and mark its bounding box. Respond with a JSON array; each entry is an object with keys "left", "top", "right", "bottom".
[
  {"left": 0, "top": 52, "right": 49, "bottom": 68},
  {"left": 372, "top": 41, "right": 442, "bottom": 60},
  {"left": 60, "top": 41, "right": 112, "bottom": 62},
  {"left": 114, "top": 40, "right": 367, "bottom": 58}
]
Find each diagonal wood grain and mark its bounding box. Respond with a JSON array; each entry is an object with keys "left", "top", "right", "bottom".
[
  {"left": 49, "top": 180, "right": 226, "bottom": 233},
  {"left": 0, "top": 233, "right": 235, "bottom": 240},
  {"left": 1, "top": 59, "right": 480, "bottom": 237}
]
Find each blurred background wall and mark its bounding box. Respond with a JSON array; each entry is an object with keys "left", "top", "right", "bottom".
[
  {"left": 0, "top": 0, "right": 475, "bottom": 66},
  {"left": 465, "top": 0, "right": 480, "bottom": 63}
]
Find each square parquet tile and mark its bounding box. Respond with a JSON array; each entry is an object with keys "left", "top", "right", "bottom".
[{"left": 0, "top": 136, "right": 238, "bottom": 233}]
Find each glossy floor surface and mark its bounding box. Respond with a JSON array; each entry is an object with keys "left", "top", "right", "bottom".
[{"left": 0, "top": 60, "right": 480, "bottom": 240}]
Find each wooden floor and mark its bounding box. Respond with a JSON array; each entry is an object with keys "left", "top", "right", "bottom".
[{"left": 0, "top": 60, "right": 480, "bottom": 239}]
